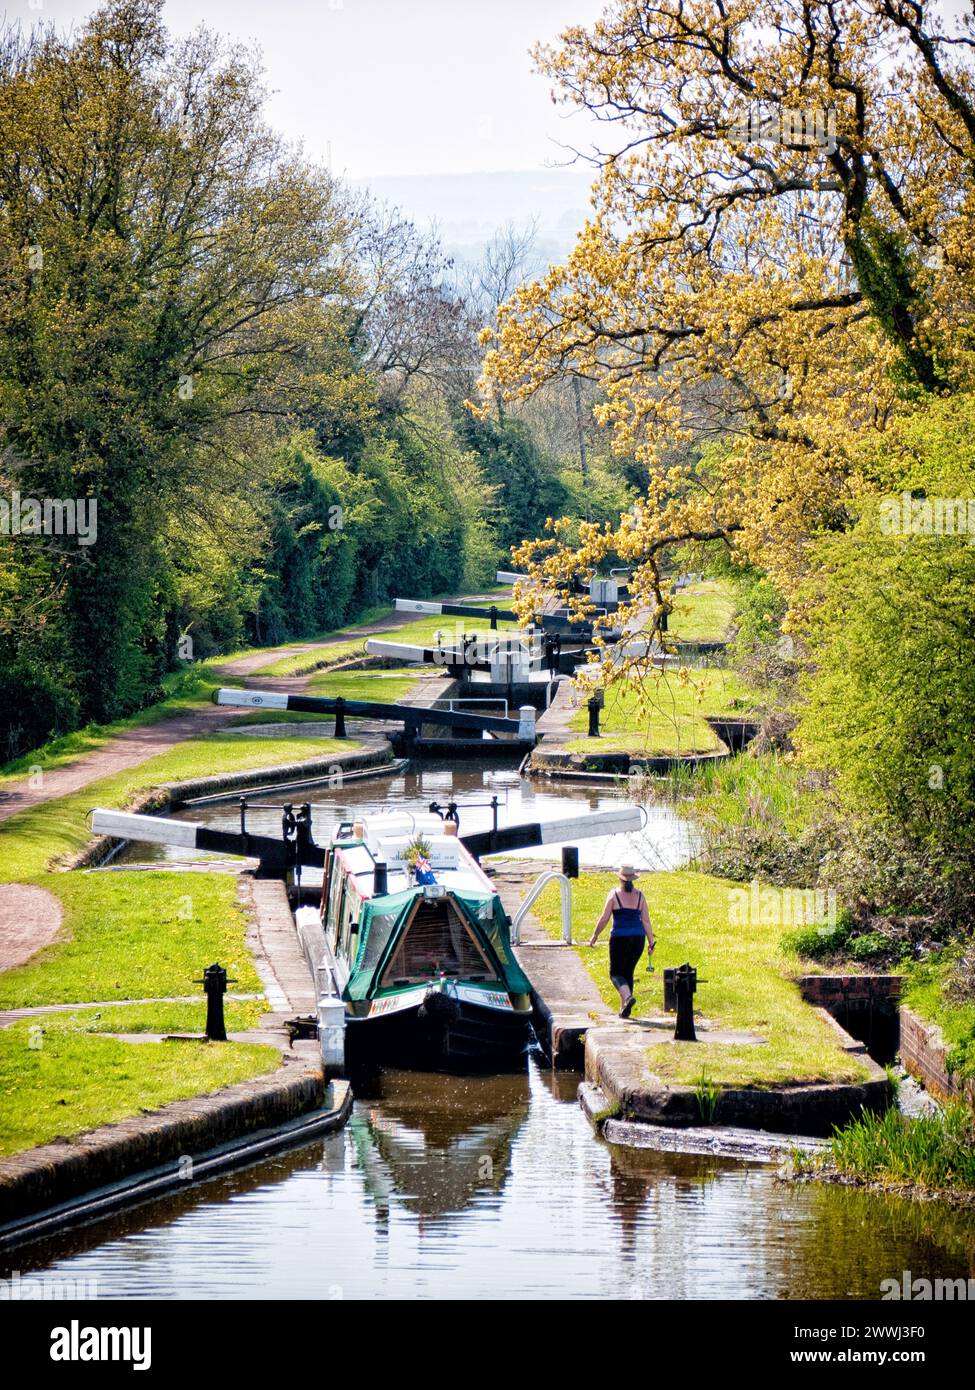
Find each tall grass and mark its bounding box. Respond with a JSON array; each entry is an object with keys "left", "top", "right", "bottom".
[{"left": 827, "top": 1105, "right": 975, "bottom": 1193}]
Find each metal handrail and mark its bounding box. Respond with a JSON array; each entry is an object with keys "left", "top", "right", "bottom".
[{"left": 512, "top": 870, "right": 573, "bottom": 945}]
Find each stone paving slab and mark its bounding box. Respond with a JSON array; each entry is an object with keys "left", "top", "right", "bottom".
[{"left": 244, "top": 876, "right": 316, "bottom": 1014}]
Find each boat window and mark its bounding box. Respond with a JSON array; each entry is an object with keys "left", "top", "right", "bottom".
[
  {"left": 379, "top": 897, "right": 498, "bottom": 986},
  {"left": 357, "top": 909, "right": 400, "bottom": 974},
  {"left": 320, "top": 850, "right": 334, "bottom": 917},
  {"left": 340, "top": 889, "right": 358, "bottom": 956},
  {"left": 327, "top": 859, "right": 345, "bottom": 948}
]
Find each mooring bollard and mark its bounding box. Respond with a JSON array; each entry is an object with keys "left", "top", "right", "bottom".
[
  {"left": 587, "top": 694, "right": 602, "bottom": 737},
  {"left": 193, "top": 962, "right": 237, "bottom": 1042},
  {"left": 333, "top": 696, "right": 346, "bottom": 738},
  {"left": 562, "top": 845, "right": 579, "bottom": 879}
]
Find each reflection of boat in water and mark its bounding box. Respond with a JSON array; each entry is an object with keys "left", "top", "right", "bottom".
[
  {"left": 349, "top": 1069, "right": 531, "bottom": 1220},
  {"left": 298, "top": 814, "right": 535, "bottom": 1072}
]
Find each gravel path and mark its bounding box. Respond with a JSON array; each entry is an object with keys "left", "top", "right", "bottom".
[{"left": 0, "top": 884, "right": 64, "bottom": 973}]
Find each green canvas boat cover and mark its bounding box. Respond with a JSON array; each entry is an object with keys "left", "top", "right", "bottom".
[{"left": 347, "top": 888, "right": 532, "bottom": 1000}]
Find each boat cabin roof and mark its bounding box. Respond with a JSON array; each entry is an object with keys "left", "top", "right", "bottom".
[{"left": 328, "top": 816, "right": 494, "bottom": 903}]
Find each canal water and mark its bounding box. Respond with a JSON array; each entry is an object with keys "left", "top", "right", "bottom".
[
  {"left": 116, "top": 760, "right": 701, "bottom": 872},
  {"left": 32, "top": 760, "right": 972, "bottom": 1297},
  {"left": 6, "top": 1061, "right": 973, "bottom": 1299}
]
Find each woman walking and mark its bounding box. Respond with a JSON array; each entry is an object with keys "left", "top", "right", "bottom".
[{"left": 589, "top": 865, "right": 655, "bottom": 1018}]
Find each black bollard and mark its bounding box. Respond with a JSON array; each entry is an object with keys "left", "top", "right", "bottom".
[
  {"left": 663, "top": 966, "right": 677, "bottom": 1012},
  {"left": 333, "top": 696, "right": 347, "bottom": 738},
  {"left": 673, "top": 962, "right": 699, "bottom": 1042},
  {"left": 562, "top": 845, "right": 579, "bottom": 879},
  {"left": 489, "top": 605, "right": 498, "bottom": 631},
  {"left": 194, "top": 962, "right": 237, "bottom": 1042},
  {"left": 587, "top": 695, "right": 601, "bottom": 737}
]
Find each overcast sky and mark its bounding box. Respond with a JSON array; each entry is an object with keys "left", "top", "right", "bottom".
[{"left": 4, "top": 0, "right": 610, "bottom": 178}]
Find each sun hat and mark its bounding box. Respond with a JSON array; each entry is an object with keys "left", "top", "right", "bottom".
[{"left": 618, "top": 864, "right": 639, "bottom": 881}]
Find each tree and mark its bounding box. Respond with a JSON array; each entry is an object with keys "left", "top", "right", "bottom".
[
  {"left": 795, "top": 394, "right": 975, "bottom": 876},
  {"left": 476, "top": 0, "right": 975, "bottom": 633},
  {"left": 0, "top": 0, "right": 352, "bottom": 719}
]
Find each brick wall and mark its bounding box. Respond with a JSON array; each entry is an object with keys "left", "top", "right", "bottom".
[
  {"left": 799, "top": 974, "right": 903, "bottom": 1009},
  {"left": 899, "top": 1006, "right": 975, "bottom": 1107}
]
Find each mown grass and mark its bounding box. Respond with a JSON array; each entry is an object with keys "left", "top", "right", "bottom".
[
  {"left": 0, "top": 728, "right": 356, "bottom": 1004},
  {"left": 0, "top": 870, "right": 262, "bottom": 1009},
  {"left": 372, "top": 611, "right": 522, "bottom": 649},
  {"left": 0, "top": 664, "right": 373, "bottom": 1154},
  {"left": 668, "top": 579, "right": 736, "bottom": 643},
  {"left": 532, "top": 869, "right": 870, "bottom": 1086},
  {"left": 798, "top": 1105, "right": 975, "bottom": 1195},
  {"left": 304, "top": 667, "right": 423, "bottom": 702},
  {"left": 14, "top": 1000, "right": 266, "bottom": 1034},
  {"left": 0, "top": 731, "right": 349, "bottom": 882},
  {"left": 0, "top": 1021, "right": 279, "bottom": 1156},
  {"left": 566, "top": 668, "right": 756, "bottom": 756},
  {"left": 250, "top": 594, "right": 514, "bottom": 676},
  {"left": 0, "top": 666, "right": 217, "bottom": 793}
]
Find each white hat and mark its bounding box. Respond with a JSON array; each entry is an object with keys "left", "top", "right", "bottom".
[{"left": 618, "top": 864, "right": 639, "bottom": 880}]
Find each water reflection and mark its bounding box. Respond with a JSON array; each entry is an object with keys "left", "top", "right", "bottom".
[{"left": 6, "top": 1061, "right": 973, "bottom": 1300}]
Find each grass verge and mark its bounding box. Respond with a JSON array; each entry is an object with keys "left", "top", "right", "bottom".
[
  {"left": 669, "top": 579, "right": 736, "bottom": 643},
  {"left": 0, "top": 1021, "right": 279, "bottom": 1156}
]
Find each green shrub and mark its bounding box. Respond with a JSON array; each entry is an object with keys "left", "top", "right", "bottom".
[
  {"left": 782, "top": 920, "right": 851, "bottom": 958},
  {"left": 848, "top": 931, "right": 891, "bottom": 961}
]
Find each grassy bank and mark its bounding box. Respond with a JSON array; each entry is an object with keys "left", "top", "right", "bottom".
[
  {"left": 0, "top": 721, "right": 365, "bottom": 1154},
  {"left": 669, "top": 579, "right": 736, "bottom": 642},
  {"left": 304, "top": 667, "right": 424, "bottom": 702},
  {"left": 251, "top": 591, "right": 516, "bottom": 677},
  {"left": 532, "top": 869, "right": 870, "bottom": 1087},
  {"left": 0, "top": 1019, "right": 279, "bottom": 1156},
  {"left": 566, "top": 668, "right": 755, "bottom": 756}
]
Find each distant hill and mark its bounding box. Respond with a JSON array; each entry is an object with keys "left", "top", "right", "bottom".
[{"left": 352, "top": 168, "right": 593, "bottom": 267}]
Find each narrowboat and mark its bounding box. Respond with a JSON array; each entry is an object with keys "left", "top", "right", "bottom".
[{"left": 297, "top": 815, "right": 534, "bottom": 1071}]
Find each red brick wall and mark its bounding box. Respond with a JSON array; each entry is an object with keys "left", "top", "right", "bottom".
[
  {"left": 899, "top": 1006, "right": 975, "bottom": 1107},
  {"left": 799, "top": 975, "right": 903, "bottom": 1009}
]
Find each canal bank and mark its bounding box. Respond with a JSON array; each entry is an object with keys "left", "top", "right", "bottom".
[{"left": 0, "top": 742, "right": 399, "bottom": 1173}]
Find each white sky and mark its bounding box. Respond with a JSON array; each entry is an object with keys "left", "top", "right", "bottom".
[{"left": 4, "top": 0, "right": 610, "bottom": 178}]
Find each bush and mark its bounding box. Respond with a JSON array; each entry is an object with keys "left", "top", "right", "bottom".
[
  {"left": 0, "top": 663, "right": 80, "bottom": 760},
  {"left": 782, "top": 920, "right": 850, "bottom": 958},
  {"left": 848, "top": 931, "right": 891, "bottom": 962}
]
